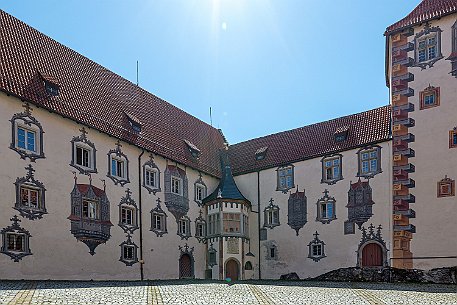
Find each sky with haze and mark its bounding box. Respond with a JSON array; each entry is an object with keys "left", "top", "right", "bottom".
[{"left": 2, "top": 1, "right": 422, "bottom": 144}]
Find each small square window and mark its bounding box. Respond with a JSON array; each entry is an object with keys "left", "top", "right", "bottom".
[
  {"left": 437, "top": 176, "right": 455, "bottom": 197},
  {"left": 420, "top": 86, "right": 440, "bottom": 110}
]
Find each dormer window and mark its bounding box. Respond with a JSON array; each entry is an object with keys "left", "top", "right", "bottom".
[
  {"left": 184, "top": 140, "right": 200, "bottom": 159},
  {"left": 124, "top": 112, "right": 142, "bottom": 133},
  {"left": 255, "top": 146, "right": 268, "bottom": 160},
  {"left": 334, "top": 126, "right": 349, "bottom": 142},
  {"left": 45, "top": 81, "right": 59, "bottom": 96}
]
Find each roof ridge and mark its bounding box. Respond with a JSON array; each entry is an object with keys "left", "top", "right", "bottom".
[{"left": 230, "top": 105, "right": 390, "bottom": 147}]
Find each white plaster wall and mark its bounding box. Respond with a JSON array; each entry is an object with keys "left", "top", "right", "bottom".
[
  {"left": 235, "top": 142, "right": 392, "bottom": 279},
  {"left": 0, "top": 92, "right": 219, "bottom": 280},
  {"left": 406, "top": 14, "right": 457, "bottom": 269}
]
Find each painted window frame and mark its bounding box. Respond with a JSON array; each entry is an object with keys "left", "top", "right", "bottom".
[
  {"left": 357, "top": 146, "right": 382, "bottom": 178},
  {"left": 321, "top": 154, "right": 343, "bottom": 185},
  {"left": 194, "top": 211, "right": 207, "bottom": 243},
  {"left": 207, "top": 243, "right": 217, "bottom": 267},
  {"left": 70, "top": 128, "right": 97, "bottom": 175},
  {"left": 150, "top": 199, "right": 168, "bottom": 237},
  {"left": 118, "top": 189, "right": 139, "bottom": 234},
  {"left": 316, "top": 190, "right": 337, "bottom": 224},
  {"left": 413, "top": 24, "right": 443, "bottom": 69},
  {"left": 419, "top": 85, "right": 440, "bottom": 110},
  {"left": 177, "top": 215, "right": 191, "bottom": 240},
  {"left": 263, "top": 199, "right": 280, "bottom": 229},
  {"left": 142, "top": 155, "right": 161, "bottom": 194},
  {"left": 119, "top": 235, "right": 139, "bottom": 266},
  {"left": 307, "top": 231, "right": 326, "bottom": 262},
  {"left": 107, "top": 141, "right": 130, "bottom": 186},
  {"left": 276, "top": 165, "right": 294, "bottom": 193},
  {"left": 437, "top": 176, "right": 455, "bottom": 198},
  {"left": 14, "top": 165, "right": 47, "bottom": 220},
  {"left": 10, "top": 104, "right": 45, "bottom": 162},
  {"left": 0, "top": 216, "right": 32, "bottom": 262}
]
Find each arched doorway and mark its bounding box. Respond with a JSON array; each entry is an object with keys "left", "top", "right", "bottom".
[
  {"left": 179, "top": 253, "right": 193, "bottom": 278},
  {"left": 225, "top": 259, "right": 239, "bottom": 281},
  {"left": 361, "top": 243, "right": 383, "bottom": 267}
]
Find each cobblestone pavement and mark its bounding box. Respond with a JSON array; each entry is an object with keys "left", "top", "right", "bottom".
[{"left": 0, "top": 280, "right": 455, "bottom": 305}]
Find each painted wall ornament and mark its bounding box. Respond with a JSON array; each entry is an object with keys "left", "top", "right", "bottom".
[
  {"left": 346, "top": 179, "right": 375, "bottom": 230},
  {"left": 287, "top": 188, "right": 307, "bottom": 235},
  {"left": 14, "top": 164, "right": 47, "bottom": 220},
  {"left": 118, "top": 188, "right": 139, "bottom": 234},
  {"left": 356, "top": 224, "right": 388, "bottom": 267},
  {"left": 164, "top": 164, "right": 189, "bottom": 221},
  {"left": 68, "top": 175, "right": 113, "bottom": 255},
  {"left": 70, "top": 127, "right": 97, "bottom": 175},
  {"left": 142, "top": 153, "right": 161, "bottom": 195},
  {"left": 0, "top": 215, "right": 32, "bottom": 262}
]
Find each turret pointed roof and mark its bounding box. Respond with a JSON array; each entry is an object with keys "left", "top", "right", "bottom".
[
  {"left": 386, "top": 0, "right": 457, "bottom": 33},
  {"left": 202, "top": 148, "right": 250, "bottom": 205}
]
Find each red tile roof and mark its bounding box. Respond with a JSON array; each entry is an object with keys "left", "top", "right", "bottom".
[
  {"left": 228, "top": 106, "right": 391, "bottom": 176},
  {"left": 0, "top": 10, "right": 226, "bottom": 177},
  {"left": 386, "top": 0, "right": 457, "bottom": 33}
]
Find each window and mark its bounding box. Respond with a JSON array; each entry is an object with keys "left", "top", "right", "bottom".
[
  {"left": 14, "top": 165, "right": 47, "bottom": 220},
  {"left": 449, "top": 129, "right": 457, "bottom": 149},
  {"left": 437, "top": 176, "right": 455, "bottom": 198},
  {"left": 150, "top": 198, "right": 168, "bottom": 237},
  {"left": 1, "top": 215, "right": 32, "bottom": 262},
  {"left": 208, "top": 213, "right": 221, "bottom": 236},
  {"left": 143, "top": 156, "right": 161, "bottom": 194},
  {"left": 266, "top": 244, "right": 278, "bottom": 260},
  {"left": 119, "top": 235, "right": 138, "bottom": 266},
  {"left": 208, "top": 244, "right": 217, "bottom": 267},
  {"left": 264, "top": 198, "right": 280, "bottom": 229},
  {"left": 277, "top": 165, "right": 294, "bottom": 192},
  {"left": 123, "top": 245, "right": 135, "bottom": 260},
  {"left": 358, "top": 147, "right": 381, "bottom": 177},
  {"left": 321, "top": 155, "right": 342, "bottom": 184},
  {"left": 171, "top": 176, "right": 182, "bottom": 195},
  {"left": 420, "top": 85, "right": 440, "bottom": 110},
  {"left": 121, "top": 207, "right": 134, "bottom": 225},
  {"left": 195, "top": 211, "right": 207, "bottom": 243},
  {"left": 111, "top": 158, "right": 125, "bottom": 178},
  {"left": 316, "top": 189, "right": 336, "bottom": 224},
  {"left": 107, "top": 141, "right": 130, "bottom": 186},
  {"left": 17, "top": 127, "right": 36, "bottom": 152},
  {"left": 20, "top": 186, "right": 41, "bottom": 209},
  {"left": 270, "top": 247, "right": 276, "bottom": 258},
  {"left": 145, "top": 169, "right": 158, "bottom": 188},
  {"left": 418, "top": 36, "right": 437, "bottom": 62},
  {"left": 7, "top": 233, "right": 25, "bottom": 252},
  {"left": 308, "top": 231, "right": 326, "bottom": 262},
  {"left": 245, "top": 261, "right": 253, "bottom": 270},
  {"left": 195, "top": 184, "right": 206, "bottom": 203},
  {"left": 82, "top": 199, "right": 99, "bottom": 220},
  {"left": 70, "top": 127, "right": 97, "bottom": 174},
  {"left": 10, "top": 103, "right": 45, "bottom": 161},
  {"left": 177, "top": 216, "right": 191, "bottom": 240},
  {"left": 413, "top": 25, "right": 443, "bottom": 69},
  {"left": 223, "top": 213, "right": 241, "bottom": 234},
  {"left": 334, "top": 126, "right": 349, "bottom": 142},
  {"left": 45, "top": 81, "right": 59, "bottom": 96}
]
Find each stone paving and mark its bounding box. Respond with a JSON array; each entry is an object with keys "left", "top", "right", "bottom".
[{"left": 0, "top": 280, "right": 455, "bottom": 305}]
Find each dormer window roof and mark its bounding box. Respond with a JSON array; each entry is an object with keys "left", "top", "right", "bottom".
[
  {"left": 184, "top": 139, "right": 201, "bottom": 158},
  {"left": 334, "top": 126, "right": 349, "bottom": 142},
  {"left": 124, "top": 112, "right": 142, "bottom": 133},
  {"left": 255, "top": 146, "right": 268, "bottom": 160},
  {"left": 39, "top": 72, "right": 60, "bottom": 96}
]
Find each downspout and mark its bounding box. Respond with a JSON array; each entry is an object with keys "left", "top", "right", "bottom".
[
  {"left": 138, "top": 150, "right": 145, "bottom": 280},
  {"left": 257, "top": 170, "right": 261, "bottom": 280}
]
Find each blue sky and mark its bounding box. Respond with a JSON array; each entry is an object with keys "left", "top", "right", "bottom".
[{"left": 2, "top": 1, "right": 421, "bottom": 144}]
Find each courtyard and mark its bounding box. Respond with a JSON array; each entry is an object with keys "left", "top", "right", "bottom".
[{"left": 0, "top": 280, "right": 455, "bottom": 305}]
